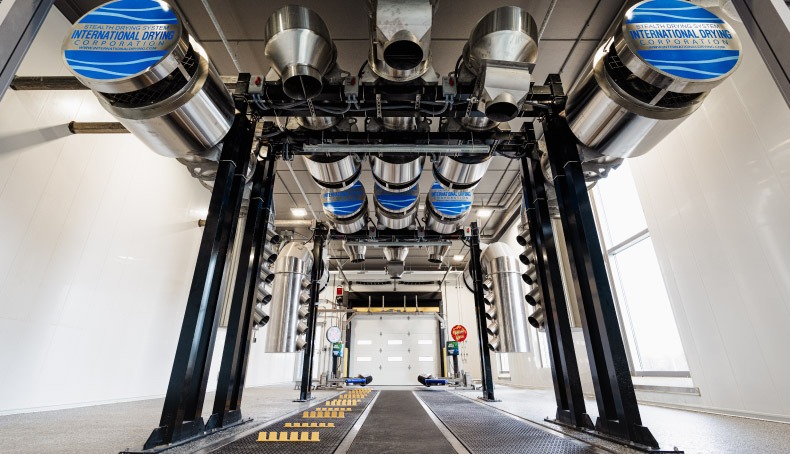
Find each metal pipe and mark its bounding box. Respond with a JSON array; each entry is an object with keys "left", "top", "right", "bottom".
[
  {"left": 200, "top": 0, "right": 242, "bottom": 73},
  {"left": 284, "top": 159, "right": 318, "bottom": 221},
  {"left": 537, "top": 0, "right": 558, "bottom": 41}
]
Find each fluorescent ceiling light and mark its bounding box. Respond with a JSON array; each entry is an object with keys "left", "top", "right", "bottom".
[
  {"left": 477, "top": 208, "right": 493, "bottom": 217},
  {"left": 453, "top": 255, "right": 464, "bottom": 261},
  {"left": 291, "top": 207, "right": 307, "bottom": 217}
]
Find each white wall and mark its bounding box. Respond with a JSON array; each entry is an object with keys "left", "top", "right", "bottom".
[
  {"left": 0, "top": 9, "right": 295, "bottom": 415},
  {"left": 627, "top": 11, "right": 790, "bottom": 421}
]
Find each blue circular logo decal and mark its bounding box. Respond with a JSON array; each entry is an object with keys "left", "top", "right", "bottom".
[
  {"left": 323, "top": 181, "right": 366, "bottom": 217},
  {"left": 374, "top": 183, "right": 418, "bottom": 213},
  {"left": 624, "top": 0, "right": 741, "bottom": 81},
  {"left": 428, "top": 182, "right": 473, "bottom": 218},
  {"left": 63, "top": 0, "right": 180, "bottom": 81}
]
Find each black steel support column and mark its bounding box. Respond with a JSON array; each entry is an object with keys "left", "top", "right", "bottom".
[
  {"left": 468, "top": 222, "right": 496, "bottom": 401},
  {"left": 543, "top": 114, "right": 658, "bottom": 448},
  {"left": 144, "top": 111, "right": 253, "bottom": 450},
  {"left": 521, "top": 155, "right": 593, "bottom": 430},
  {"left": 206, "top": 153, "right": 277, "bottom": 430},
  {"left": 298, "top": 223, "right": 328, "bottom": 401},
  {"left": 0, "top": 0, "right": 53, "bottom": 101}
]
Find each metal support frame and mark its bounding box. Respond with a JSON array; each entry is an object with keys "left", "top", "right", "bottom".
[
  {"left": 297, "top": 222, "right": 329, "bottom": 402},
  {"left": 468, "top": 222, "right": 496, "bottom": 401},
  {"left": 144, "top": 107, "right": 253, "bottom": 450},
  {"left": 521, "top": 155, "right": 593, "bottom": 430},
  {"left": 206, "top": 153, "right": 277, "bottom": 431},
  {"left": 0, "top": 0, "right": 54, "bottom": 101},
  {"left": 543, "top": 113, "right": 658, "bottom": 449}
]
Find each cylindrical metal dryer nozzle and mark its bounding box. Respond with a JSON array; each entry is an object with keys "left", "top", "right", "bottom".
[
  {"left": 62, "top": 0, "right": 234, "bottom": 162},
  {"left": 425, "top": 182, "right": 474, "bottom": 234},
  {"left": 303, "top": 155, "right": 361, "bottom": 191},
  {"left": 369, "top": 155, "right": 425, "bottom": 192},
  {"left": 263, "top": 5, "right": 336, "bottom": 100},
  {"left": 374, "top": 183, "right": 419, "bottom": 230},
  {"left": 322, "top": 181, "right": 368, "bottom": 234},
  {"left": 480, "top": 242, "right": 530, "bottom": 353},
  {"left": 433, "top": 155, "right": 492, "bottom": 190},
  {"left": 343, "top": 240, "right": 367, "bottom": 263},
  {"left": 427, "top": 245, "right": 450, "bottom": 263},
  {"left": 565, "top": 0, "right": 742, "bottom": 159},
  {"left": 528, "top": 306, "right": 545, "bottom": 329},
  {"left": 266, "top": 242, "right": 314, "bottom": 353}
]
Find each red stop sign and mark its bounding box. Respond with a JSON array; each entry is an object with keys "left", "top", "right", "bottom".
[{"left": 451, "top": 325, "right": 467, "bottom": 342}]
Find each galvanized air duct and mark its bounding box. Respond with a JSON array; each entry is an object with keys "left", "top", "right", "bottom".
[
  {"left": 62, "top": 0, "right": 234, "bottom": 162},
  {"left": 374, "top": 184, "right": 419, "bottom": 230},
  {"left": 266, "top": 242, "right": 314, "bottom": 352},
  {"left": 424, "top": 182, "right": 473, "bottom": 234},
  {"left": 383, "top": 246, "right": 408, "bottom": 279},
  {"left": 322, "top": 181, "right": 368, "bottom": 234},
  {"left": 263, "top": 5, "right": 336, "bottom": 100},
  {"left": 303, "top": 155, "right": 361, "bottom": 191},
  {"left": 565, "top": 0, "right": 742, "bottom": 158},
  {"left": 461, "top": 6, "right": 539, "bottom": 123},
  {"left": 427, "top": 245, "right": 449, "bottom": 263},
  {"left": 432, "top": 154, "right": 492, "bottom": 190},
  {"left": 480, "top": 242, "right": 529, "bottom": 353},
  {"left": 366, "top": 0, "right": 437, "bottom": 81},
  {"left": 343, "top": 240, "right": 367, "bottom": 263},
  {"left": 370, "top": 155, "right": 425, "bottom": 191}
]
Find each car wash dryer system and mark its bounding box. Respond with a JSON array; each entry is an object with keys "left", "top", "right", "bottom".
[{"left": 57, "top": 0, "right": 743, "bottom": 451}]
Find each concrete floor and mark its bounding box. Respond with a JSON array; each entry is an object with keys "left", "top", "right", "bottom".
[
  {"left": 0, "top": 384, "right": 787, "bottom": 453},
  {"left": 455, "top": 386, "right": 790, "bottom": 454},
  {"left": 0, "top": 384, "right": 338, "bottom": 454}
]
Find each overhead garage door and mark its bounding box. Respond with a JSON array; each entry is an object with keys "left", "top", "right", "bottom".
[{"left": 349, "top": 313, "right": 440, "bottom": 385}]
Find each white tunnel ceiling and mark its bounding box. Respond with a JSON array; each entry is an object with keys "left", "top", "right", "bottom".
[{"left": 54, "top": 0, "right": 625, "bottom": 272}]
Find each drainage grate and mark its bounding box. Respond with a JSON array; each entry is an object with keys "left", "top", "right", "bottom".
[
  {"left": 417, "top": 390, "right": 598, "bottom": 454},
  {"left": 212, "top": 390, "right": 378, "bottom": 454}
]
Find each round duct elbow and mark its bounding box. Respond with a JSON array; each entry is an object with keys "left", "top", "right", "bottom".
[
  {"left": 62, "top": 0, "right": 234, "bottom": 162},
  {"left": 566, "top": 0, "right": 742, "bottom": 159},
  {"left": 322, "top": 181, "right": 368, "bottom": 234},
  {"left": 303, "top": 155, "right": 361, "bottom": 191},
  {"left": 433, "top": 155, "right": 492, "bottom": 190},
  {"left": 263, "top": 5, "right": 336, "bottom": 100},
  {"left": 367, "top": 0, "right": 436, "bottom": 81},
  {"left": 370, "top": 155, "right": 425, "bottom": 192},
  {"left": 462, "top": 6, "right": 539, "bottom": 76},
  {"left": 424, "top": 182, "right": 473, "bottom": 234}
]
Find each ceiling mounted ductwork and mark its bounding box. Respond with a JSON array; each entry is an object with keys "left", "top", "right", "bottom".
[
  {"left": 424, "top": 182, "right": 473, "bottom": 234},
  {"left": 62, "top": 0, "right": 234, "bottom": 163},
  {"left": 263, "top": 5, "right": 336, "bottom": 100},
  {"left": 322, "top": 181, "right": 368, "bottom": 234},
  {"left": 565, "top": 0, "right": 742, "bottom": 159},
  {"left": 367, "top": 0, "right": 437, "bottom": 81},
  {"left": 374, "top": 183, "right": 419, "bottom": 230}
]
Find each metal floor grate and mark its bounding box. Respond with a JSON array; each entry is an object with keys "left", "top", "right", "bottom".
[
  {"left": 417, "top": 390, "right": 599, "bottom": 454},
  {"left": 212, "top": 390, "right": 378, "bottom": 454}
]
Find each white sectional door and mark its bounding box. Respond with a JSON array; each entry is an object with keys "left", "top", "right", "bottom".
[{"left": 349, "top": 314, "right": 439, "bottom": 385}]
